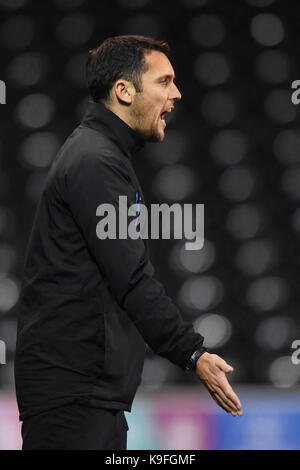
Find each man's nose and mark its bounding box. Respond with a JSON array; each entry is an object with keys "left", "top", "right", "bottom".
[{"left": 171, "top": 83, "right": 182, "bottom": 102}]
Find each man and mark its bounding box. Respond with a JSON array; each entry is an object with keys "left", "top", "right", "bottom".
[{"left": 15, "top": 35, "right": 242, "bottom": 450}]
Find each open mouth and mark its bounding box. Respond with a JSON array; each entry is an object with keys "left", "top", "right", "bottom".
[
  {"left": 160, "top": 111, "right": 167, "bottom": 124},
  {"left": 159, "top": 107, "right": 174, "bottom": 128}
]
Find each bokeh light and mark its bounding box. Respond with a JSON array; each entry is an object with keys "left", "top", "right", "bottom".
[
  {"left": 193, "top": 313, "right": 232, "bottom": 348},
  {"left": 250, "top": 13, "right": 285, "bottom": 47},
  {"left": 255, "top": 316, "right": 295, "bottom": 351},
  {"left": 194, "top": 52, "right": 230, "bottom": 87},
  {"left": 255, "top": 50, "right": 290, "bottom": 84},
  {"left": 15, "top": 93, "right": 55, "bottom": 129},
  {"left": 152, "top": 165, "right": 197, "bottom": 201},
  {"left": 269, "top": 356, "right": 300, "bottom": 388},
  {"left": 0, "top": 15, "right": 34, "bottom": 50},
  {"left": 19, "top": 132, "right": 61, "bottom": 168},
  {"left": 0, "top": 276, "right": 19, "bottom": 312},
  {"left": 210, "top": 129, "right": 248, "bottom": 166},
  {"left": 235, "top": 239, "right": 278, "bottom": 276},
  {"left": 246, "top": 276, "right": 289, "bottom": 312},
  {"left": 178, "top": 276, "right": 224, "bottom": 312},
  {"left": 169, "top": 239, "right": 216, "bottom": 275},
  {"left": 189, "top": 14, "right": 225, "bottom": 47},
  {"left": 226, "top": 203, "right": 269, "bottom": 240},
  {"left": 201, "top": 91, "right": 236, "bottom": 127},
  {"left": 219, "top": 166, "right": 260, "bottom": 201},
  {"left": 55, "top": 13, "right": 93, "bottom": 47},
  {"left": 6, "top": 52, "right": 48, "bottom": 88}
]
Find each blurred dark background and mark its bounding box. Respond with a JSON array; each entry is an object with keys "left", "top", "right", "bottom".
[{"left": 1, "top": 0, "right": 300, "bottom": 397}]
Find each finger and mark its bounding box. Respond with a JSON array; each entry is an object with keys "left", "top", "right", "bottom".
[
  {"left": 214, "top": 375, "right": 242, "bottom": 411},
  {"left": 201, "top": 375, "right": 242, "bottom": 416},
  {"left": 204, "top": 380, "right": 238, "bottom": 415},
  {"left": 207, "top": 388, "right": 228, "bottom": 411},
  {"left": 208, "top": 389, "right": 237, "bottom": 415},
  {"left": 217, "top": 381, "right": 242, "bottom": 413},
  {"left": 214, "top": 384, "right": 239, "bottom": 413},
  {"left": 225, "top": 386, "right": 242, "bottom": 412}
]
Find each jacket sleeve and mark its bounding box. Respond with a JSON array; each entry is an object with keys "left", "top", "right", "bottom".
[{"left": 65, "top": 152, "right": 205, "bottom": 369}]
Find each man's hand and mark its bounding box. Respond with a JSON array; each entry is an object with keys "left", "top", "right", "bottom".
[{"left": 195, "top": 352, "right": 242, "bottom": 417}]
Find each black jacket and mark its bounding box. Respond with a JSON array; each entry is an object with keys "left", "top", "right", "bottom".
[{"left": 14, "top": 101, "right": 205, "bottom": 420}]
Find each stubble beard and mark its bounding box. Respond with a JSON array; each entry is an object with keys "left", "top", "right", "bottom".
[{"left": 130, "top": 97, "right": 162, "bottom": 143}]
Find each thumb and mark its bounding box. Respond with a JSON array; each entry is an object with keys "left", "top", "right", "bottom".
[{"left": 218, "top": 359, "right": 234, "bottom": 374}]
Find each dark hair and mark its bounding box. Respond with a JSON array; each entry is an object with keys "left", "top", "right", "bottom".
[{"left": 86, "top": 35, "right": 170, "bottom": 103}]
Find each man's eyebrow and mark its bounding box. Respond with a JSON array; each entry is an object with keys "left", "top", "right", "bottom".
[{"left": 157, "top": 73, "right": 176, "bottom": 80}]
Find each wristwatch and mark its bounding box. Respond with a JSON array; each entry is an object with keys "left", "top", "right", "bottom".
[{"left": 185, "top": 347, "right": 207, "bottom": 370}]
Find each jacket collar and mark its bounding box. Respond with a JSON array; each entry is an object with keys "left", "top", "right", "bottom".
[{"left": 81, "top": 100, "right": 145, "bottom": 160}]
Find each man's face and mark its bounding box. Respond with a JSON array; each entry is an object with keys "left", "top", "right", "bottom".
[{"left": 130, "top": 50, "right": 182, "bottom": 142}]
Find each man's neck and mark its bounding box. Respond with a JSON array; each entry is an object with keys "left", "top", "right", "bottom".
[{"left": 103, "top": 102, "right": 134, "bottom": 132}]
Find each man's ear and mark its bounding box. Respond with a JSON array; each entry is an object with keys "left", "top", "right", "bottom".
[{"left": 114, "top": 79, "right": 135, "bottom": 105}]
